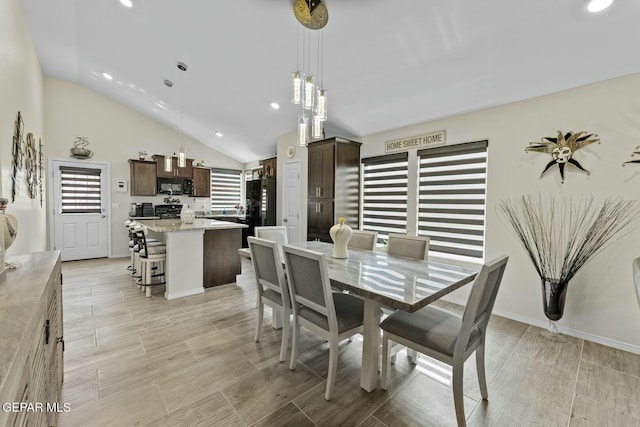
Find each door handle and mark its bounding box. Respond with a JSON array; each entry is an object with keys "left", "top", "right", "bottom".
[{"left": 282, "top": 218, "right": 288, "bottom": 223}]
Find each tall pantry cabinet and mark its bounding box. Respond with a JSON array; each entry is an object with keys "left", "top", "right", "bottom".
[{"left": 307, "top": 137, "right": 361, "bottom": 242}]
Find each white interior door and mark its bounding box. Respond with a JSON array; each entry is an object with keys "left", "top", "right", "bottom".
[
  {"left": 51, "top": 160, "right": 109, "bottom": 261},
  {"left": 283, "top": 161, "right": 300, "bottom": 243}
]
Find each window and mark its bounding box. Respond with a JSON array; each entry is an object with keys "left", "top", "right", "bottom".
[
  {"left": 361, "top": 153, "right": 409, "bottom": 245},
  {"left": 59, "top": 166, "right": 102, "bottom": 214},
  {"left": 210, "top": 168, "right": 242, "bottom": 212},
  {"left": 418, "top": 140, "right": 488, "bottom": 262}
]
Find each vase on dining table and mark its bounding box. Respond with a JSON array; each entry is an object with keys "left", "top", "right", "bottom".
[
  {"left": 329, "top": 217, "right": 352, "bottom": 259},
  {"left": 540, "top": 277, "right": 569, "bottom": 342}
]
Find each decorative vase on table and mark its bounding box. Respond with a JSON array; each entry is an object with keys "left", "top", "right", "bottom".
[
  {"left": 540, "top": 277, "right": 569, "bottom": 342},
  {"left": 180, "top": 205, "right": 195, "bottom": 224},
  {"left": 329, "top": 217, "right": 352, "bottom": 259}
]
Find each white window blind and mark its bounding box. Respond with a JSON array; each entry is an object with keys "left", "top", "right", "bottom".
[
  {"left": 210, "top": 168, "right": 241, "bottom": 211},
  {"left": 59, "top": 166, "right": 102, "bottom": 214},
  {"left": 361, "top": 153, "right": 408, "bottom": 245},
  {"left": 418, "top": 140, "right": 488, "bottom": 261}
]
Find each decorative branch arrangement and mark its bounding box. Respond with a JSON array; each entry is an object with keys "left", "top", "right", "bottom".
[
  {"left": 525, "top": 130, "right": 600, "bottom": 183},
  {"left": 498, "top": 195, "right": 640, "bottom": 284},
  {"left": 498, "top": 195, "right": 640, "bottom": 338}
]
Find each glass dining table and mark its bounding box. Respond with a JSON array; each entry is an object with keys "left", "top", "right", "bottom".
[{"left": 239, "top": 240, "right": 480, "bottom": 392}]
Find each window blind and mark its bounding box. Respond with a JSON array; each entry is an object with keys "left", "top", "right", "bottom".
[
  {"left": 59, "top": 166, "right": 102, "bottom": 214},
  {"left": 361, "top": 153, "right": 408, "bottom": 245},
  {"left": 210, "top": 168, "right": 242, "bottom": 211},
  {"left": 417, "top": 140, "right": 488, "bottom": 261}
]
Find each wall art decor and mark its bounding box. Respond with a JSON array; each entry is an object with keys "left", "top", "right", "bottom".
[
  {"left": 11, "top": 112, "right": 24, "bottom": 202},
  {"left": 70, "top": 136, "right": 94, "bottom": 159},
  {"left": 622, "top": 146, "right": 640, "bottom": 166},
  {"left": 525, "top": 130, "right": 600, "bottom": 183},
  {"left": 25, "top": 133, "right": 38, "bottom": 199},
  {"left": 39, "top": 138, "right": 44, "bottom": 207}
]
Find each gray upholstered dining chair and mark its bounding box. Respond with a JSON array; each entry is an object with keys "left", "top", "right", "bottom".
[
  {"left": 348, "top": 230, "right": 378, "bottom": 251},
  {"left": 255, "top": 226, "right": 288, "bottom": 245},
  {"left": 248, "top": 236, "right": 291, "bottom": 362},
  {"left": 633, "top": 257, "right": 640, "bottom": 311},
  {"left": 282, "top": 244, "right": 365, "bottom": 400},
  {"left": 387, "top": 233, "right": 429, "bottom": 260},
  {"left": 380, "top": 255, "right": 509, "bottom": 427}
]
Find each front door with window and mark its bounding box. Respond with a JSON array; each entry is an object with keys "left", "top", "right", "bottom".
[{"left": 51, "top": 160, "right": 109, "bottom": 261}]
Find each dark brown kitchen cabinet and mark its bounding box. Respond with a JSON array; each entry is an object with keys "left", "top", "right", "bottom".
[
  {"left": 307, "top": 137, "right": 361, "bottom": 242},
  {"left": 129, "top": 159, "right": 157, "bottom": 196},
  {"left": 192, "top": 167, "right": 211, "bottom": 197},
  {"left": 153, "top": 155, "right": 194, "bottom": 178}
]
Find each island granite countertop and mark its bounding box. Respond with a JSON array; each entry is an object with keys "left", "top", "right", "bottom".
[{"left": 134, "top": 218, "right": 247, "bottom": 233}]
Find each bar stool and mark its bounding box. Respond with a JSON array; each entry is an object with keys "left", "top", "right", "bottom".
[
  {"left": 134, "top": 229, "right": 166, "bottom": 297},
  {"left": 130, "top": 224, "right": 162, "bottom": 279}
]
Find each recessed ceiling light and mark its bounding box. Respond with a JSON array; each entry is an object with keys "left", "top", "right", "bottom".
[
  {"left": 587, "top": 0, "right": 614, "bottom": 13},
  {"left": 215, "top": 132, "right": 223, "bottom": 137},
  {"left": 270, "top": 102, "right": 280, "bottom": 110},
  {"left": 120, "top": 0, "right": 133, "bottom": 8},
  {"left": 102, "top": 72, "right": 113, "bottom": 80}
]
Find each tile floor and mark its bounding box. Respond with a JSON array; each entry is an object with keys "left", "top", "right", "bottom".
[{"left": 57, "top": 257, "right": 640, "bottom": 426}]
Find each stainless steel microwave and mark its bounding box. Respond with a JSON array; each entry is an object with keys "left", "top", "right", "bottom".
[{"left": 157, "top": 177, "right": 192, "bottom": 195}]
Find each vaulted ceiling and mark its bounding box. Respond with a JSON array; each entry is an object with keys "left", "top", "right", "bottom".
[{"left": 19, "top": 0, "right": 640, "bottom": 162}]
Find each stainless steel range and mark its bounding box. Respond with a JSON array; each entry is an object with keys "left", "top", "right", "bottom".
[{"left": 154, "top": 204, "right": 182, "bottom": 219}]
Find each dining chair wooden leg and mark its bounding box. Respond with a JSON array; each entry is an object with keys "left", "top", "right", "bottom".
[
  {"left": 255, "top": 300, "right": 264, "bottom": 342},
  {"left": 452, "top": 362, "right": 466, "bottom": 427},
  {"left": 289, "top": 322, "right": 301, "bottom": 370},
  {"left": 381, "top": 333, "right": 390, "bottom": 390},
  {"left": 325, "top": 336, "right": 339, "bottom": 400},
  {"left": 407, "top": 348, "right": 419, "bottom": 364},
  {"left": 475, "top": 341, "right": 488, "bottom": 400},
  {"left": 279, "top": 309, "right": 289, "bottom": 362}
]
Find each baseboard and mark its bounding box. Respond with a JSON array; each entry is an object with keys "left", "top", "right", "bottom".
[
  {"left": 491, "top": 308, "right": 640, "bottom": 356},
  {"left": 164, "top": 288, "right": 204, "bottom": 300}
]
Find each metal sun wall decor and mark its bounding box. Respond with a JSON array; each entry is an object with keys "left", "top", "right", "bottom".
[
  {"left": 525, "top": 130, "right": 600, "bottom": 183},
  {"left": 622, "top": 146, "right": 640, "bottom": 166}
]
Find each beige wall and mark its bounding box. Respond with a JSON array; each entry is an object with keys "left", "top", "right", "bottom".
[
  {"left": 45, "top": 77, "right": 244, "bottom": 257},
  {"left": 279, "top": 72, "right": 640, "bottom": 353},
  {"left": 0, "top": 0, "right": 47, "bottom": 255}
]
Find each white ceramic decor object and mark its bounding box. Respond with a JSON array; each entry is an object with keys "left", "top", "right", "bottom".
[
  {"left": 180, "top": 205, "right": 195, "bottom": 224},
  {"left": 329, "top": 217, "right": 352, "bottom": 259}
]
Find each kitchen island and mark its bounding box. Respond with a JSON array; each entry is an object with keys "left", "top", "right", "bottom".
[{"left": 134, "top": 218, "right": 247, "bottom": 299}]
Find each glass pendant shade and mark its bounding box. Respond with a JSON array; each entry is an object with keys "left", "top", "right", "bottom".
[
  {"left": 178, "top": 149, "right": 186, "bottom": 168},
  {"left": 298, "top": 115, "right": 308, "bottom": 146},
  {"left": 316, "top": 88, "right": 327, "bottom": 121},
  {"left": 292, "top": 71, "right": 302, "bottom": 104},
  {"left": 303, "top": 75, "right": 314, "bottom": 110},
  {"left": 164, "top": 155, "right": 172, "bottom": 172},
  {"left": 312, "top": 114, "right": 323, "bottom": 139}
]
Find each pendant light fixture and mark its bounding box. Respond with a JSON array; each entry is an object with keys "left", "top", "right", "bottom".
[
  {"left": 163, "top": 79, "right": 174, "bottom": 173},
  {"left": 177, "top": 61, "right": 188, "bottom": 168},
  {"left": 292, "top": 0, "right": 329, "bottom": 146}
]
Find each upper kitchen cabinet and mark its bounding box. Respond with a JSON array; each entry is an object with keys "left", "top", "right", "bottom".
[
  {"left": 129, "top": 160, "right": 157, "bottom": 196},
  {"left": 261, "top": 156, "right": 277, "bottom": 178},
  {"left": 153, "top": 155, "right": 194, "bottom": 178},
  {"left": 307, "top": 137, "right": 361, "bottom": 242},
  {"left": 192, "top": 167, "right": 211, "bottom": 197}
]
